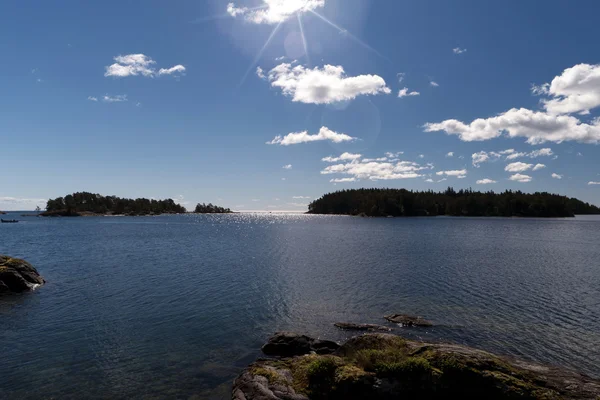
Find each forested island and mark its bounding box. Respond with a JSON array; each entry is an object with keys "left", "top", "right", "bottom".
[
  {"left": 193, "top": 203, "right": 232, "bottom": 214},
  {"left": 43, "top": 192, "right": 187, "bottom": 216},
  {"left": 308, "top": 188, "right": 600, "bottom": 218}
]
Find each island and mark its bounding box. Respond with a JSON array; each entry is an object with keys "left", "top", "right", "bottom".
[
  {"left": 42, "top": 192, "right": 187, "bottom": 216},
  {"left": 193, "top": 203, "right": 232, "bottom": 214},
  {"left": 234, "top": 332, "right": 600, "bottom": 399},
  {"left": 308, "top": 188, "right": 600, "bottom": 218}
]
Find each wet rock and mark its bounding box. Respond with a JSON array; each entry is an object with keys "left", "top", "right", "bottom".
[
  {"left": 261, "top": 332, "right": 339, "bottom": 357},
  {"left": 0, "top": 255, "right": 45, "bottom": 294},
  {"left": 334, "top": 322, "right": 392, "bottom": 332},
  {"left": 384, "top": 314, "right": 433, "bottom": 327}
]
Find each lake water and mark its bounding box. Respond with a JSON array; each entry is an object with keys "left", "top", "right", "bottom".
[{"left": 1, "top": 213, "right": 599, "bottom": 399}]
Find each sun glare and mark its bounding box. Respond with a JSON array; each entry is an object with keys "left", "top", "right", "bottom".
[{"left": 224, "top": 0, "right": 386, "bottom": 86}]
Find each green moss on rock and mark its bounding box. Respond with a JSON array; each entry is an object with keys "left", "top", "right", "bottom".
[{"left": 234, "top": 333, "right": 600, "bottom": 400}]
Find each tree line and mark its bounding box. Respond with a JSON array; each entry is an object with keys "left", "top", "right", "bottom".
[
  {"left": 307, "top": 188, "right": 600, "bottom": 218},
  {"left": 44, "top": 192, "right": 187, "bottom": 216},
  {"left": 193, "top": 203, "right": 232, "bottom": 214}
]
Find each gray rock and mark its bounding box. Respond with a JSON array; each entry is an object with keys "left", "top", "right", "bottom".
[
  {"left": 384, "top": 314, "right": 433, "bottom": 327},
  {"left": 232, "top": 362, "right": 308, "bottom": 400},
  {"left": 0, "top": 255, "right": 45, "bottom": 294},
  {"left": 334, "top": 322, "right": 392, "bottom": 332},
  {"left": 261, "top": 332, "right": 339, "bottom": 357}
]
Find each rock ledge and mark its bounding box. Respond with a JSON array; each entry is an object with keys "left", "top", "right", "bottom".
[{"left": 234, "top": 332, "right": 600, "bottom": 399}]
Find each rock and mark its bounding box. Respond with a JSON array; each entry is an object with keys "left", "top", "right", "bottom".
[
  {"left": 384, "top": 314, "right": 433, "bottom": 327},
  {"left": 261, "top": 332, "right": 340, "bottom": 357},
  {"left": 232, "top": 362, "right": 309, "bottom": 400},
  {"left": 235, "top": 333, "right": 600, "bottom": 399},
  {"left": 0, "top": 255, "right": 45, "bottom": 294},
  {"left": 334, "top": 322, "right": 392, "bottom": 332}
]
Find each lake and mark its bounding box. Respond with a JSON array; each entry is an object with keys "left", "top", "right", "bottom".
[{"left": 1, "top": 213, "right": 599, "bottom": 399}]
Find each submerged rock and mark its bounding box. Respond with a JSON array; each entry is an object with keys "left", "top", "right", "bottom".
[
  {"left": 261, "top": 332, "right": 340, "bottom": 357},
  {"left": 334, "top": 322, "right": 392, "bottom": 332},
  {"left": 234, "top": 333, "right": 600, "bottom": 399},
  {"left": 0, "top": 255, "right": 45, "bottom": 294},
  {"left": 384, "top": 314, "right": 433, "bottom": 327}
]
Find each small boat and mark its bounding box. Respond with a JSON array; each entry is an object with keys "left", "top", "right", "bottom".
[{"left": 1, "top": 219, "right": 19, "bottom": 223}]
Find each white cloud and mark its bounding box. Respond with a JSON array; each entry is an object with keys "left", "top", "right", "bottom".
[
  {"left": 453, "top": 47, "right": 467, "bottom": 54},
  {"left": 531, "top": 83, "right": 550, "bottom": 96},
  {"left": 105, "top": 54, "right": 155, "bottom": 77},
  {"left": 322, "top": 152, "right": 362, "bottom": 162},
  {"left": 256, "top": 66, "right": 266, "bottom": 79},
  {"left": 282, "top": 164, "right": 293, "bottom": 169},
  {"left": 472, "top": 151, "right": 499, "bottom": 167},
  {"left": 436, "top": 169, "right": 467, "bottom": 178},
  {"left": 322, "top": 158, "right": 430, "bottom": 181},
  {"left": 532, "top": 163, "right": 546, "bottom": 171},
  {"left": 398, "top": 87, "right": 420, "bottom": 98},
  {"left": 362, "top": 157, "right": 387, "bottom": 162},
  {"left": 266, "top": 63, "right": 391, "bottom": 104},
  {"left": 588, "top": 181, "right": 600, "bottom": 185},
  {"left": 105, "top": 54, "right": 184, "bottom": 78},
  {"left": 505, "top": 162, "right": 533, "bottom": 172},
  {"left": 136, "top": 102, "right": 142, "bottom": 107},
  {"left": 430, "top": 81, "right": 439, "bottom": 87},
  {"left": 539, "top": 64, "right": 600, "bottom": 115},
  {"left": 0, "top": 196, "right": 46, "bottom": 211},
  {"left": 505, "top": 152, "right": 527, "bottom": 160},
  {"left": 385, "top": 152, "right": 404, "bottom": 158},
  {"left": 506, "top": 148, "right": 554, "bottom": 160},
  {"left": 472, "top": 148, "right": 553, "bottom": 166},
  {"left": 292, "top": 196, "right": 311, "bottom": 199},
  {"left": 509, "top": 173, "right": 532, "bottom": 183},
  {"left": 102, "top": 94, "right": 128, "bottom": 103},
  {"left": 288, "top": 202, "right": 309, "bottom": 208},
  {"left": 477, "top": 179, "right": 497, "bottom": 184},
  {"left": 425, "top": 108, "right": 600, "bottom": 144},
  {"left": 330, "top": 177, "right": 356, "bottom": 183},
  {"left": 158, "top": 65, "right": 186, "bottom": 76},
  {"left": 267, "top": 126, "right": 356, "bottom": 145},
  {"left": 87, "top": 96, "right": 98, "bottom": 102},
  {"left": 425, "top": 63, "right": 600, "bottom": 144},
  {"left": 529, "top": 148, "right": 554, "bottom": 158},
  {"left": 446, "top": 152, "right": 454, "bottom": 157},
  {"left": 425, "top": 178, "right": 434, "bottom": 183},
  {"left": 227, "top": 0, "right": 325, "bottom": 24},
  {"left": 418, "top": 154, "right": 425, "bottom": 159},
  {"left": 397, "top": 72, "right": 406, "bottom": 83},
  {"left": 551, "top": 173, "right": 563, "bottom": 179}
]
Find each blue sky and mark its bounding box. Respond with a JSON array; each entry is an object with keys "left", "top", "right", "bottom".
[{"left": 2, "top": 0, "right": 600, "bottom": 211}]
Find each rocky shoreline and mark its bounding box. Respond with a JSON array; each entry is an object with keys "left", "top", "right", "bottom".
[
  {"left": 0, "top": 255, "right": 45, "bottom": 294},
  {"left": 233, "top": 332, "right": 600, "bottom": 399}
]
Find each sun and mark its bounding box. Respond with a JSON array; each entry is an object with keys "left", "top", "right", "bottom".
[{"left": 220, "top": 0, "right": 386, "bottom": 85}]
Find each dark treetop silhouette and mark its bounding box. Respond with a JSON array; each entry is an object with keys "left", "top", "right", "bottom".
[
  {"left": 308, "top": 188, "right": 600, "bottom": 218},
  {"left": 193, "top": 203, "right": 232, "bottom": 214},
  {"left": 44, "top": 192, "right": 186, "bottom": 216}
]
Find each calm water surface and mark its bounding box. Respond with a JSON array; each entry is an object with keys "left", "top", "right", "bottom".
[{"left": 1, "top": 213, "right": 599, "bottom": 399}]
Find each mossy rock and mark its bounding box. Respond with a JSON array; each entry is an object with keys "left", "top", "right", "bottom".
[
  {"left": 0, "top": 255, "right": 45, "bottom": 294},
  {"left": 233, "top": 333, "right": 600, "bottom": 400}
]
